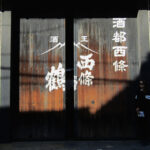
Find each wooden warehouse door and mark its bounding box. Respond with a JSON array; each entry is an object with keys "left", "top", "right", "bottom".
[
  {"left": 13, "top": 19, "right": 66, "bottom": 140},
  {"left": 13, "top": 14, "right": 149, "bottom": 140},
  {"left": 73, "top": 18, "right": 142, "bottom": 139}
]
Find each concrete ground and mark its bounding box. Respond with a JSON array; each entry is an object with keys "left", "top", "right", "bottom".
[{"left": 1, "top": 140, "right": 150, "bottom": 150}]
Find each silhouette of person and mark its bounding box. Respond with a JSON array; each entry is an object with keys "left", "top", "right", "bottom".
[{"left": 135, "top": 53, "right": 150, "bottom": 142}]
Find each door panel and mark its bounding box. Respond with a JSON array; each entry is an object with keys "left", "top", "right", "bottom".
[
  {"left": 19, "top": 19, "right": 65, "bottom": 112},
  {"left": 15, "top": 19, "right": 66, "bottom": 140},
  {"left": 74, "top": 18, "right": 139, "bottom": 139}
]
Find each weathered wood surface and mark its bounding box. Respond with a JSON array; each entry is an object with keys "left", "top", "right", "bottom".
[
  {"left": 0, "top": 11, "right": 11, "bottom": 141},
  {"left": 1, "top": 12, "right": 11, "bottom": 107},
  {"left": 74, "top": 18, "right": 141, "bottom": 138},
  {"left": 19, "top": 19, "right": 65, "bottom": 112},
  {"left": 17, "top": 19, "right": 66, "bottom": 140},
  {"left": 17, "top": 11, "right": 150, "bottom": 139}
]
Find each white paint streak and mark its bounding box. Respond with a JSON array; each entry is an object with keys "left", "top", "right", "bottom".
[{"left": 40, "top": 42, "right": 65, "bottom": 55}]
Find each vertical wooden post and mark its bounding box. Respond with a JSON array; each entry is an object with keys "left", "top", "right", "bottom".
[
  {"left": 0, "top": 11, "right": 11, "bottom": 141},
  {"left": 137, "top": 10, "right": 150, "bottom": 69},
  {"left": 66, "top": 17, "right": 74, "bottom": 139}
]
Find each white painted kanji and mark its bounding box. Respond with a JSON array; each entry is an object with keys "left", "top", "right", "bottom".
[
  {"left": 78, "top": 70, "right": 94, "bottom": 86},
  {"left": 81, "top": 36, "right": 88, "bottom": 42},
  {"left": 49, "top": 36, "right": 59, "bottom": 43},
  {"left": 112, "top": 31, "right": 126, "bottom": 42},
  {"left": 77, "top": 53, "right": 95, "bottom": 70},
  {"left": 56, "top": 63, "right": 65, "bottom": 91},
  {"left": 45, "top": 63, "right": 65, "bottom": 92},
  {"left": 113, "top": 18, "right": 126, "bottom": 28},
  {"left": 113, "top": 60, "right": 128, "bottom": 72},
  {"left": 113, "top": 46, "right": 127, "bottom": 57}
]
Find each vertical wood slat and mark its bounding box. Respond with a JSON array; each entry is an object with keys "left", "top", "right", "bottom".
[
  {"left": 0, "top": 11, "right": 11, "bottom": 141},
  {"left": 1, "top": 12, "right": 11, "bottom": 107},
  {"left": 0, "top": 12, "right": 2, "bottom": 106}
]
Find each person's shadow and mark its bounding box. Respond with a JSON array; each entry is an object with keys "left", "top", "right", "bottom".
[{"left": 135, "top": 53, "right": 150, "bottom": 145}]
